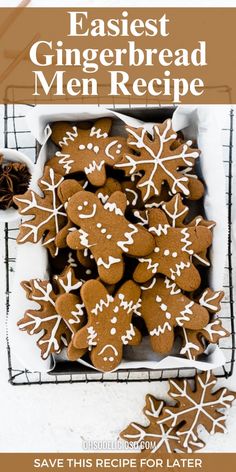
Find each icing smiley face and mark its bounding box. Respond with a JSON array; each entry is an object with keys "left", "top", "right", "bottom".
[
  {"left": 47, "top": 118, "right": 128, "bottom": 186},
  {"left": 133, "top": 208, "right": 212, "bottom": 292},
  {"left": 66, "top": 190, "right": 155, "bottom": 285},
  {"left": 77, "top": 199, "right": 97, "bottom": 219},
  {"left": 70, "top": 279, "right": 142, "bottom": 372}
]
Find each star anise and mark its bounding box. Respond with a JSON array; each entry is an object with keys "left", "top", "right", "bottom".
[{"left": 0, "top": 155, "right": 31, "bottom": 210}]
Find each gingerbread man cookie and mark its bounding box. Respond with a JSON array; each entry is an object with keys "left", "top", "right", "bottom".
[
  {"left": 66, "top": 190, "right": 155, "bottom": 284},
  {"left": 116, "top": 119, "right": 200, "bottom": 201},
  {"left": 139, "top": 277, "right": 209, "bottom": 353},
  {"left": 133, "top": 208, "right": 212, "bottom": 291},
  {"left": 161, "top": 194, "right": 215, "bottom": 267},
  {"left": 70, "top": 279, "right": 141, "bottom": 372},
  {"left": 48, "top": 118, "right": 128, "bottom": 186}
]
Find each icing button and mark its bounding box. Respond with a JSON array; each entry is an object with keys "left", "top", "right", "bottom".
[{"left": 160, "top": 303, "right": 167, "bottom": 312}]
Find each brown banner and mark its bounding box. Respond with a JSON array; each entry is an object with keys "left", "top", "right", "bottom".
[
  {"left": 0, "top": 453, "right": 236, "bottom": 472},
  {"left": 0, "top": 7, "right": 235, "bottom": 104}
]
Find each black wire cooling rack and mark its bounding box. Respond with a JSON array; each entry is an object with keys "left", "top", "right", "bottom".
[{"left": 3, "top": 103, "right": 235, "bottom": 386}]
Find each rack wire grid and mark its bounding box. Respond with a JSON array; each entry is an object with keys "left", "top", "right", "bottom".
[{"left": 3, "top": 103, "right": 235, "bottom": 386}]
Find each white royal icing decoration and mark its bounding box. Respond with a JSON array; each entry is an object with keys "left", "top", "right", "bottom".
[
  {"left": 138, "top": 257, "right": 159, "bottom": 274},
  {"left": 78, "top": 203, "right": 97, "bottom": 219},
  {"left": 150, "top": 322, "right": 172, "bottom": 337},
  {"left": 157, "top": 371, "right": 235, "bottom": 453},
  {"left": 180, "top": 228, "right": 193, "bottom": 254},
  {"left": 162, "top": 195, "right": 188, "bottom": 228},
  {"left": 105, "top": 140, "right": 122, "bottom": 160},
  {"left": 58, "top": 126, "right": 78, "bottom": 147},
  {"left": 149, "top": 224, "right": 169, "bottom": 236},
  {"left": 170, "top": 261, "right": 191, "bottom": 281},
  {"left": 121, "top": 323, "right": 136, "bottom": 344},
  {"left": 117, "top": 119, "right": 199, "bottom": 201},
  {"left": 104, "top": 201, "right": 123, "bottom": 216},
  {"left": 90, "top": 126, "right": 108, "bottom": 139},
  {"left": 87, "top": 326, "right": 98, "bottom": 346},
  {"left": 91, "top": 294, "right": 114, "bottom": 316},
  {"left": 98, "top": 344, "right": 118, "bottom": 358},
  {"left": 84, "top": 160, "right": 105, "bottom": 175},
  {"left": 97, "top": 256, "right": 121, "bottom": 269},
  {"left": 117, "top": 224, "right": 138, "bottom": 252},
  {"left": 16, "top": 168, "right": 66, "bottom": 256},
  {"left": 55, "top": 151, "right": 74, "bottom": 174},
  {"left": 199, "top": 290, "right": 222, "bottom": 311}
]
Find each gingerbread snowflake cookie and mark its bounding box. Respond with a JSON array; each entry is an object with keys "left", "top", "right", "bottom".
[
  {"left": 66, "top": 190, "right": 155, "bottom": 285},
  {"left": 48, "top": 118, "right": 128, "bottom": 186},
  {"left": 139, "top": 277, "right": 209, "bottom": 353},
  {"left": 133, "top": 208, "right": 212, "bottom": 291},
  {"left": 18, "top": 267, "right": 86, "bottom": 360},
  {"left": 66, "top": 279, "right": 141, "bottom": 372},
  {"left": 116, "top": 119, "right": 200, "bottom": 201},
  {"left": 121, "top": 372, "right": 236, "bottom": 453},
  {"left": 14, "top": 166, "right": 67, "bottom": 257}
]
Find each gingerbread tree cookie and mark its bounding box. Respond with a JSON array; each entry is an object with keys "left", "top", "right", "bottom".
[
  {"left": 48, "top": 118, "right": 128, "bottom": 186},
  {"left": 14, "top": 167, "right": 67, "bottom": 257},
  {"left": 116, "top": 119, "right": 200, "bottom": 201},
  {"left": 133, "top": 208, "right": 212, "bottom": 291},
  {"left": 139, "top": 277, "right": 209, "bottom": 353},
  {"left": 18, "top": 267, "right": 86, "bottom": 360},
  {"left": 66, "top": 190, "right": 155, "bottom": 285},
  {"left": 70, "top": 279, "right": 141, "bottom": 372}
]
